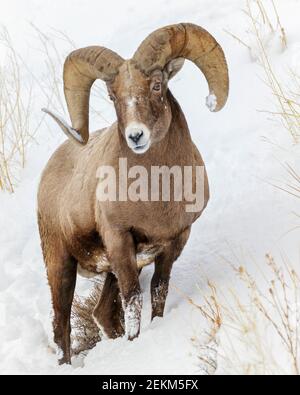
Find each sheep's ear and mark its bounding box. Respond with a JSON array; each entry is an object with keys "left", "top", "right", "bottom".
[{"left": 164, "top": 57, "right": 185, "bottom": 80}]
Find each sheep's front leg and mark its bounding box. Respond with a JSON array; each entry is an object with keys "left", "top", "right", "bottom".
[
  {"left": 151, "top": 227, "right": 191, "bottom": 320},
  {"left": 93, "top": 272, "right": 124, "bottom": 339},
  {"left": 104, "top": 229, "right": 142, "bottom": 340}
]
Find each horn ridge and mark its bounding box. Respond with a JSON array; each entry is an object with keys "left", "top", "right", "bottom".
[{"left": 133, "top": 23, "right": 229, "bottom": 112}]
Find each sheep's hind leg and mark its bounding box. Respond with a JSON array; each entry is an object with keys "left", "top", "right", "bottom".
[
  {"left": 151, "top": 227, "right": 191, "bottom": 320},
  {"left": 46, "top": 249, "right": 77, "bottom": 365},
  {"left": 93, "top": 272, "right": 124, "bottom": 339}
]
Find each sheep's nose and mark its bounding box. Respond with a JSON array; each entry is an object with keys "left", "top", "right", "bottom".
[{"left": 129, "top": 130, "right": 144, "bottom": 144}]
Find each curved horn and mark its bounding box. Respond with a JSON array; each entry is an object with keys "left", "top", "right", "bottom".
[
  {"left": 64, "top": 47, "right": 124, "bottom": 143},
  {"left": 45, "top": 47, "right": 124, "bottom": 145},
  {"left": 133, "top": 23, "right": 229, "bottom": 112}
]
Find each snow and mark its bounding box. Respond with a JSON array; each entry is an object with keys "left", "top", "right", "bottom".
[
  {"left": 0, "top": 0, "right": 300, "bottom": 374},
  {"left": 126, "top": 98, "right": 137, "bottom": 108},
  {"left": 205, "top": 93, "right": 217, "bottom": 112}
]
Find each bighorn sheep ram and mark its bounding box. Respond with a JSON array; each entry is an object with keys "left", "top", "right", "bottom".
[{"left": 38, "top": 23, "right": 229, "bottom": 365}]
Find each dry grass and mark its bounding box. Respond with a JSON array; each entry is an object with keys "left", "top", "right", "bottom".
[
  {"left": 173, "top": 281, "right": 221, "bottom": 375},
  {"left": 226, "top": 0, "right": 300, "bottom": 143},
  {"left": 0, "top": 25, "right": 110, "bottom": 193},
  {"left": 0, "top": 28, "right": 40, "bottom": 192},
  {"left": 71, "top": 279, "right": 104, "bottom": 355},
  {"left": 225, "top": 0, "right": 287, "bottom": 56},
  {"left": 267, "top": 162, "right": 300, "bottom": 204},
  {"left": 245, "top": 0, "right": 300, "bottom": 143},
  {"left": 242, "top": 1, "right": 300, "bottom": 211},
  {"left": 190, "top": 1, "right": 300, "bottom": 375},
  {"left": 191, "top": 44, "right": 300, "bottom": 370},
  {"left": 0, "top": 26, "right": 68, "bottom": 192},
  {"left": 231, "top": 254, "right": 300, "bottom": 375},
  {"left": 189, "top": 254, "right": 300, "bottom": 375},
  {"left": 30, "top": 24, "right": 110, "bottom": 125}
]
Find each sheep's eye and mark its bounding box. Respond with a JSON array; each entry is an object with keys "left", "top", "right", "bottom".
[{"left": 152, "top": 82, "right": 161, "bottom": 92}]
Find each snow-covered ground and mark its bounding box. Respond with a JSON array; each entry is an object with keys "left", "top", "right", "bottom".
[{"left": 0, "top": 0, "right": 300, "bottom": 374}]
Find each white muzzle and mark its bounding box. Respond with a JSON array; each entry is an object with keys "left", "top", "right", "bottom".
[{"left": 125, "top": 122, "right": 151, "bottom": 154}]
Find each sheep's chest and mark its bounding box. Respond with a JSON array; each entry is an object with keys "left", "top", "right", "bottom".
[{"left": 76, "top": 205, "right": 199, "bottom": 278}]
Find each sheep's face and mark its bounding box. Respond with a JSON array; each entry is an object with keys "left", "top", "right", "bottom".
[{"left": 107, "top": 61, "right": 173, "bottom": 155}]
